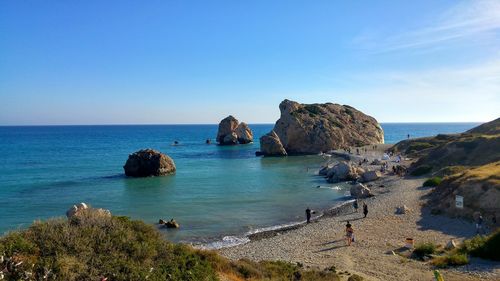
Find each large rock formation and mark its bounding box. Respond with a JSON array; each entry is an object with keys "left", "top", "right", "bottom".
[
  {"left": 123, "top": 149, "right": 176, "bottom": 177},
  {"left": 259, "top": 130, "right": 287, "bottom": 156},
  {"left": 259, "top": 100, "right": 384, "bottom": 155},
  {"left": 216, "top": 116, "right": 254, "bottom": 145}
]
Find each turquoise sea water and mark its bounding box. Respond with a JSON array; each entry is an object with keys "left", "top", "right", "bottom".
[{"left": 0, "top": 123, "right": 479, "bottom": 246}]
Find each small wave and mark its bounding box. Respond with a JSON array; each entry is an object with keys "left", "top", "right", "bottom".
[
  {"left": 315, "top": 185, "right": 343, "bottom": 190},
  {"left": 198, "top": 236, "right": 251, "bottom": 250},
  {"left": 245, "top": 221, "right": 305, "bottom": 236}
]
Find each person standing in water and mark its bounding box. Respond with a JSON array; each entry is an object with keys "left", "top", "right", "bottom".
[
  {"left": 345, "top": 221, "right": 354, "bottom": 246},
  {"left": 306, "top": 207, "right": 311, "bottom": 223},
  {"left": 353, "top": 200, "right": 359, "bottom": 212},
  {"left": 363, "top": 202, "right": 368, "bottom": 218}
]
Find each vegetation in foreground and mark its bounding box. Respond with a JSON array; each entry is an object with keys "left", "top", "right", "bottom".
[
  {"left": 0, "top": 209, "right": 339, "bottom": 281},
  {"left": 411, "top": 229, "right": 500, "bottom": 268}
]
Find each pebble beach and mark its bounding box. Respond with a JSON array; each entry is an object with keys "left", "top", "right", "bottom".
[{"left": 219, "top": 146, "right": 500, "bottom": 281}]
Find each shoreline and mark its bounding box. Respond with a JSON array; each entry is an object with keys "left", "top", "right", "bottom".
[
  {"left": 196, "top": 198, "right": 356, "bottom": 250},
  {"left": 218, "top": 147, "right": 500, "bottom": 281}
]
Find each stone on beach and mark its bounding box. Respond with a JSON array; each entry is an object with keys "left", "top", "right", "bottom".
[
  {"left": 123, "top": 149, "right": 176, "bottom": 177},
  {"left": 326, "top": 162, "right": 361, "bottom": 183},
  {"left": 445, "top": 239, "right": 458, "bottom": 250},
  {"left": 349, "top": 183, "right": 373, "bottom": 198},
  {"left": 396, "top": 205, "right": 410, "bottom": 214},
  {"left": 361, "top": 170, "right": 381, "bottom": 183}
]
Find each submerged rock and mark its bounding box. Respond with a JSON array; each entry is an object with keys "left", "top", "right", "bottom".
[
  {"left": 258, "top": 130, "right": 287, "bottom": 156},
  {"left": 165, "top": 219, "right": 180, "bottom": 228},
  {"left": 260, "top": 99, "right": 384, "bottom": 155},
  {"left": 216, "top": 116, "right": 254, "bottom": 145},
  {"left": 123, "top": 149, "right": 176, "bottom": 177}
]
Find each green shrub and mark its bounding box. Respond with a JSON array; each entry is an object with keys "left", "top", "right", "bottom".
[
  {"left": 431, "top": 253, "right": 468, "bottom": 268},
  {"left": 423, "top": 177, "right": 442, "bottom": 187},
  {"left": 0, "top": 209, "right": 341, "bottom": 281},
  {"left": 0, "top": 211, "right": 217, "bottom": 281},
  {"left": 463, "top": 230, "right": 500, "bottom": 261},
  {"left": 413, "top": 242, "right": 437, "bottom": 257},
  {"left": 411, "top": 165, "right": 433, "bottom": 176}
]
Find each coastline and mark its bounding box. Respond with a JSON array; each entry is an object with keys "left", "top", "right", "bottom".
[
  {"left": 217, "top": 148, "right": 500, "bottom": 281},
  {"left": 198, "top": 198, "right": 355, "bottom": 249}
]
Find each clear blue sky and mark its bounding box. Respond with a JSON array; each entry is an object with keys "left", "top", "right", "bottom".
[{"left": 1, "top": 0, "right": 499, "bottom": 125}]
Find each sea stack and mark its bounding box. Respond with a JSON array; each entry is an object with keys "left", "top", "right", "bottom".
[
  {"left": 123, "top": 149, "right": 176, "bottom": 177},
  {"left": 216, "top": 115, "right": 254, "bottom": 145},
  {"left": 259, "top": 100, "right": 384, "bottom": 156}
]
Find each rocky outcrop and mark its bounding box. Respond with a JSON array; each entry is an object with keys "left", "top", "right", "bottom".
[
  {"left": 350, "top": 183, "right": 373, "bottom": 198},
  {"left": 361, "top": 170, "right": 381, "bottom": 183},
  {"left": 216, "top": 116, "right": 254, "bottom": 145},
  {"left": 66, "top": 202, "right": 89, "bottom": 218},
  {"left": 259, "top": 131, "right": 287, "bottom": 156},
  {"left": 123, "top": 149, "right": 176, "bottom": 177},
  {"left": 325, "top": 162, "right": 363, "bottom": 183},
  {"left": 66, "top": 203, "right": 111, "bottom": 219},
  {"left": 235, "top": 122, "right": 253, "bottom": 144},
  {"left": 259, "top": 100, "right": 384, "bottom": 156}
]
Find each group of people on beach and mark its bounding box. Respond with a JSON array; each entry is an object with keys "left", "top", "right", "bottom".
[
  {"left": 344, "top": 201, "right": 369, "bottom": 246},
  {"left": 305, "top": 200, "right": 369, "bottom": 246}
]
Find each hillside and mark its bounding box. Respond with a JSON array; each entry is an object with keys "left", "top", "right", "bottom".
[
  {"left": 0, "top": 208, "right": 339, "bottom": 281},
  {"left": 390, "top": 118, "right": 500, "bottom": 176},
  {"left": 428, "top": 161, "right": 500, "bottom": 219},
  {"left": 390, "top": 118, "right": 500, "bottom": 223}
]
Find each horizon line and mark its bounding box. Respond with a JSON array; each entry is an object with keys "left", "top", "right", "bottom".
[{"left": 0, "top": 121, "right": 486, "bottom": 127}]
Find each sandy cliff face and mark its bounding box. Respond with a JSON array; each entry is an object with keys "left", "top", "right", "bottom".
[{"left": 259, "top": 99, "right": 384, "bottom": 155}]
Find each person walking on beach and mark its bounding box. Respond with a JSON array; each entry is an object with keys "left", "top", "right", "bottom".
[
  {"left": 353, "top": 200, "right": 359, "bottom": 212},
  {"left": 305, "top": 207, "right": 311, "bottom": 223},
  {"left": 345, "top": 221, "right": 354, "bottom": 246},
  {"left": 363, "top": 202, "right": 368, "bottom": 218}
]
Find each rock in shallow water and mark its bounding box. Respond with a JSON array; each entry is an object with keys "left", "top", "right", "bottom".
[
  {"left": 216, "top": 116, "right": 254, "bottom": 145},
  {"left": 260, "top": 99, "right": 384, "bottom": 156},
  {"left": 123, "top": 149, "right": 176, "bottom": 177},
  {"left": 259, "top": 130, "right": 287, "bottom": 156}
]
